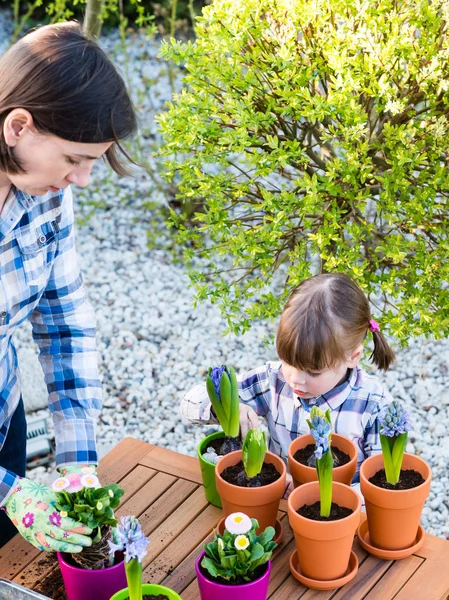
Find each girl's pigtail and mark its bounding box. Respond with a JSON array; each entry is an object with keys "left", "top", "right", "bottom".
[{"left": 369, "top": 322, "right": 395, "bottom": 371}]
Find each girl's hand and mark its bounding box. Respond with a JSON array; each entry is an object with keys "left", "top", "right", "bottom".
[{"left": 239, "top": 404, "right": 259, "bottom": 439}]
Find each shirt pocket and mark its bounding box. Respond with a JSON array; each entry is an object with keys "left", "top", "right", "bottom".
[{"left": 16, "top": 221, "right": 59, "bottom": 288}]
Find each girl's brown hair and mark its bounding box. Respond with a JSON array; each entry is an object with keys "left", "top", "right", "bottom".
[
  {"left": 0, "top": 22, "right": 137, "bottom": 176},
  {"left": 276, "top": 273, "right": 395, "bottom": 372}
]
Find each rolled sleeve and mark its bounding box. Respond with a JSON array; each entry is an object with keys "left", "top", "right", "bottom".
[{"left": 28, "top": 187, "right": 101, "bottom": 467}]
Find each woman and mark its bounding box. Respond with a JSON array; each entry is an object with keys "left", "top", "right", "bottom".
[{"left": 0, "top": 22, "right": 136, "bottom": 550}]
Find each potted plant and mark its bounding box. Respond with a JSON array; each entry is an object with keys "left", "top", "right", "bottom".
[
  {"left": 52, "top": 471, "right": 127, "bottom": 600},
  {"left": 215, "top": 428, "right": 286, "bottom": 539},
  {"left": 359, "top": 400, "right": 431, "bottom": 557},
  {"left": 109, "top": 516, "right": 181, "bottom": 600},
  {"left": 198, "top": 365, "right": 242, "bottom": 507},
  {"left": 288, "top": 422, "right": 357, "bottom": 487},
  {"left": 287, "top": 408, "right": 361, "bottom": 590},
  {"left": 196, "top": 512, "right": 276, "bottom": 600}
]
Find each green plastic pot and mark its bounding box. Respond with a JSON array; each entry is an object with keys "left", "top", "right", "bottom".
[
  {"left": 109, "top": 583, "right": 182, "bottom": 600},
  {"left": 198, "top": 431, "right": 225, "bottom": 508}
]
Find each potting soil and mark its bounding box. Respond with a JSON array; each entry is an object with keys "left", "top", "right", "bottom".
[
  {"left": 220, "top": 461, "right": 281, "bottom": 487},
  {"left": 369, "top": 468, "right": 425, "bottom": 490},
  {"left": 293, "top": 444, "right": 350, "bottom": 467},
  {"left": 297, "top": 501, "right": 353, "bottom": 521}
]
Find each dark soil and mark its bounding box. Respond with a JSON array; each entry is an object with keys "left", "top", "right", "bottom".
[
  {"left": 33, "top": 555, "right": 67, "bottom": 600},
  {"left": 293, "top": 444, "right": 350, "bottom": 467},
  {"left": 220, "top": 461, "right": 281, "bottom": 487},
  {"left": 297, "top": 501, "right": 354, "bottom": 521},
  {"left": 202, "top": 435, "right": 242, "bottom": 458},
  {"left": 199, "top": 560, "right": 268, "bottom": 585},
  {"left": 369, "top": 468, "right": 425, "bottom": 490}
]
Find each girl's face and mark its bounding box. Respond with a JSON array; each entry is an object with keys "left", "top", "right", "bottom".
[
  {"left": 1, "top": 109, "right": 112, "bottom": 196},
  {"left": 281, "top": 345, "right": 363, "bottom": 399}
]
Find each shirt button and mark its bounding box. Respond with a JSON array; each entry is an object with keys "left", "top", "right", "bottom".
[
  {"left": 38, "top": 234, "right": 46, "bottom": 245},
  {"left": 1, "top": 311, "right": 7, "bottom": 318}
]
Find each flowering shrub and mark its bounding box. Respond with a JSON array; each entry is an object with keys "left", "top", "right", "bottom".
[
  {"left": 159, "top": 0, "right": 449, "bottom": 343},
  {"left": 201, "top": 512, "right": 276, "bottom": 582}
]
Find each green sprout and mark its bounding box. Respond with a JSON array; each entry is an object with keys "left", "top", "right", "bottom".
[{"left": 242, "top": 429, "right": 267, "bottom": 479}]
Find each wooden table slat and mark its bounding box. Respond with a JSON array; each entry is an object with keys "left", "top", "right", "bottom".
[
  {"left": 118, "top": 464, "right": 158, "bottom": 504},
  {"left": 116, "top": 471, "right": 177, "bottom": 519},
  {"left": 139, "top": 446, "right": 203, "bottom": 484},
  {"left": 363, "top": 555, "right": 424, "bottom": 600},
  {"left": 393, "top": 542, "right": 449, "bottom": 600}
]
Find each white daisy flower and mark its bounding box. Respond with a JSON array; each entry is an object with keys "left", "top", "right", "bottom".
[
  {"left": 234, "top": 535, "right": 250, "bottom": 551},
  {"left": 81, "top": 474, "right": 100, "bottom": 489},
  {"left": 225, "top": 512, "right": 252, "bottom": 535},
  {"left": 52, "top": 477, "right": 70, "bottom": 492}
]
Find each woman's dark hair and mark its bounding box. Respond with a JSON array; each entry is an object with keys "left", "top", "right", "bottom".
[
  {"left": 0, "top": 22, "right": 137, "bottom": 176},
  {"left": 276, "top": 273, "right": 396, "bottom": 372}
]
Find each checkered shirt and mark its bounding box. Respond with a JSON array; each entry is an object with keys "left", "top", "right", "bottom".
[{"left": 0, "top": 186, "right": 101, "bottom": 504}]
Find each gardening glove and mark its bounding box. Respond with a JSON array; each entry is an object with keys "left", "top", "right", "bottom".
[
  {"left": 239, "top": 404, "right": 260, "bottom": 439},
  {"left": 2, "top": 477, "right": 93, "bottom": 553}
]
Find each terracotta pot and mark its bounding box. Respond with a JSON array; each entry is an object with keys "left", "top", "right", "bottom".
[
  {"left": 215, "top": 450, "right": 286, "bottom": 534},
  {"left": 287, "top": 481, "right": 361, "bottom": 581},
  {"left": 110, "top": 583, "right": 182, "bottom": 599},
  {"left": 360, "top": 452, "right": 431, "bottom": 551},
  {"left": 196, "top": 551, "right": 271, "bottom": 600},
  {"left": 288, "top": 434, "right": 357, "bottom": 488},
  {"left": 198, "top": 431, "right": 225, "bottom": 508}
]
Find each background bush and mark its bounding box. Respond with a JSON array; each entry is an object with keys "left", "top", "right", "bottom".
[{"left": 158, "top": 0, "right": 449, "bottom": 344}]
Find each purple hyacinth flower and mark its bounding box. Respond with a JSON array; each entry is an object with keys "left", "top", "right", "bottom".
[
  {"left": 210, "top": 366, "right": 226, "bottom": 399},
  {"left": 309, "top": 415, "right": 331, "bottom": 459},
  {"left": 379, "top": 401, "right": 412, "bottom": 437},
  {"left": 108, "top": 515, "right": 150, "bottom": 563}
]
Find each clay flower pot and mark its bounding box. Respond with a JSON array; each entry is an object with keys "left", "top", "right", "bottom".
[
  {"left": 110, "top": 583, "right": 182, "bottom": 599},
  {"left": 215, "top": 450, "right": 286, "bottom": 533},
  {"left": 287, "top": 481, "right": 361, "bottom": 581},
  {"left": 58, "top": 552, "right": 127, "bottom": 600},
  {"left": 360, "top": 452, "right": 431, "bottom": 551},
  {"left": 288, "top": 433, "right": 357, "bottom": 488},
  {"left": 198, "top": 431, "right": 225, "bottom": 508},
  {"left": 196, "top": 551, "right": 271, "bottom": 600}
]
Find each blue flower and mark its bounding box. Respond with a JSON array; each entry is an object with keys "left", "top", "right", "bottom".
[
  {"left": 108, "top": 515, "right": 150, "bottom": 563},
  {"left": 309, "top": 415, "right": 331, "bottom": 459},
  {"left": 210, "top": 366, "right": 226, "bottom": 398},
  {"left": 379, "top": 401, "right": 412, "bottom": 437}
]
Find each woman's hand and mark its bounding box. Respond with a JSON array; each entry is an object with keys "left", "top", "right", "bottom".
[
  {"left": 239, "top": 404, "right": 260, "bottom": 439},
  {"left": 3, "top": 477, "right": 93, "bottom": 552}
]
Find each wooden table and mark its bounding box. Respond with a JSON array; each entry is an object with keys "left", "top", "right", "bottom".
[{"left": 1, "top": 437, "right": 448, "bottom": 599}]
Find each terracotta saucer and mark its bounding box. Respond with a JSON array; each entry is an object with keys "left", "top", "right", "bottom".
[
  {"left": 357, "top": 519, "right": 424, "bottom": 560},
  {"left": 289, "top": 549, "right": 358, "bottom": 591},
  {"left": 216, "top": 517, "right": 284, "bottom": 546}
]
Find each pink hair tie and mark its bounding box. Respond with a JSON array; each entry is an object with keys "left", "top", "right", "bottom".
[{"left": 369, "top": 319, "right": 380, "bottom": 333}]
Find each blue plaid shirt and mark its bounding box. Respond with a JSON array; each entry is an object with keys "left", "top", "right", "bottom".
[
  {"left": 0, "top": 185, "right": 101, "bottom": 504},
  {"left": 182, "top": 362, "right": 394, "bottom": 482}
]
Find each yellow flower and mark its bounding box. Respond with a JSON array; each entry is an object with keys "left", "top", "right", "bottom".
[
  {"left": 60, "top": 511, "right": 68, "bottom": 518},
  {"left": 234, "top": 535, "right": 249, "bottom": 551},
  {"left": 96, "top": 502, "right": 103, "bottom": 510}
]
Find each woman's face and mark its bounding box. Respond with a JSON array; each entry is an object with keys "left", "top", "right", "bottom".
[{"left": 1, "top": 109, "right": 112, "bottom": 196}]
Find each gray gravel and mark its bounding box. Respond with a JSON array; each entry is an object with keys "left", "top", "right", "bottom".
[{"left": 0, "top": 12, "right": 447, "bottom": 539}]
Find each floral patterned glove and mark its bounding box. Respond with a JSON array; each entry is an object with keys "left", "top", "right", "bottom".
[{"left": 2, "top": 477, "right": 94, "bottom": 552}]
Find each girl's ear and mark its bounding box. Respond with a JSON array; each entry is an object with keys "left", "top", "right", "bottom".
[
  {"left": 3, "top": 109, "right": 35, "bottom": 147},
  {"left": 347, "top": 344, "right": 363, "bottom": 368}
]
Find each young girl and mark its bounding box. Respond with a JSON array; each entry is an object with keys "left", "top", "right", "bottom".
[
  {"left": 0, "top": 22, "right": 136, "bottom": 550},
  {"left": 182, "top": 273, "right": 396, "bottom": 488}
]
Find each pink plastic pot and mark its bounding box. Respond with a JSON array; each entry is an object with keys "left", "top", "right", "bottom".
[
  {"left": 196, "top": 551, "right": 271, "bottom": 600},
  {"left": 57, "top": 553, "right": 127, "bottom": 600}
]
